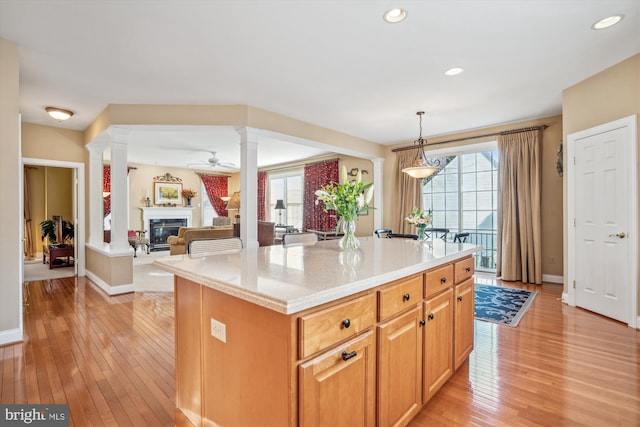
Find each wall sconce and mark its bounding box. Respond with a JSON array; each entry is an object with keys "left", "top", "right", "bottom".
[{"left": 46, "top": 107, "right": 74, "bottom": 122}]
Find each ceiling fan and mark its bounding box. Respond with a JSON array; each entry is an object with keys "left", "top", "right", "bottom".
[{"left": 187, "top": 151, "right": 236, "bottom": 169}]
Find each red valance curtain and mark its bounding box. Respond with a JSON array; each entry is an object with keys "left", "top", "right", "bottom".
[
  {"left": 257, "top": 171, "right": 267, "bottom": 221},
  {"left": 303, "top": 159, "right": 339, "bottom": 231},
  {"left": 200, "top": 174, "right": 228, "bottom": 216}
]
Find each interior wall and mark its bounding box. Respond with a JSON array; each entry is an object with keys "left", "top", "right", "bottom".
[
  {"left": 383, "top": 115, "right": 564, "bottom": 279},
  {"left": 0, "top": 38, "right": 22, "bottom": 344},
  {"left": 127, "top": 164, "right": 210, "bottom": 230},
  {"left": 562, "top": 53, "right": 639, "bottom": 310}
]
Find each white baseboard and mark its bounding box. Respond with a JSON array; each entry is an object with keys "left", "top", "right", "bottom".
[
  {"left": 542, "top": 274, "right": 564, "bottom": 284},
  {"left": 0, "top": 327, "right": 23, "bottom": 346},
  {"left": 561, "top": 292, "right": 569, "bottom": 304},
  {"left": 86, "top": 270, "right": 135, "bottom": 295}
]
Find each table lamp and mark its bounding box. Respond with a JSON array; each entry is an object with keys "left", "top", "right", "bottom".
[{"left": 275, "top": 199, "right": 285, "bottom": 225}]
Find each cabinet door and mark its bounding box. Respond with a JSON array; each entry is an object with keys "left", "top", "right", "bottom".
[
  {"left": 377, "top": 306, "right": 422, "bottom": 427},
  {"left": 423, "top": 288, "right": 453, "bottom": 403},
  {"left": 299, "top": 331, "right": 375, "bottom": 427},
  {"left": 454, "top": 278, "right": 475, "bottom": 370}
]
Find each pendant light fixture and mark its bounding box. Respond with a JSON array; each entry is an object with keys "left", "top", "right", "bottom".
[{"left": 401, "top": 111, "right": 440, "bottom": 179}]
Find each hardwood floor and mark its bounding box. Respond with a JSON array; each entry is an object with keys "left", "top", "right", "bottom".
[{"left": 1, "top": 275, "right": 638, "bottom": 426}]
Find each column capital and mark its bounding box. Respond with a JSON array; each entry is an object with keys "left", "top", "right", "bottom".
[
  {"left": 108, "top": 126, "right": 130, "bottom": 145},
  {"left": 235, "top": 126, "right": 261, "bottom": 143}
]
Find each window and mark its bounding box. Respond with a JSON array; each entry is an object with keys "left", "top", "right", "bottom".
[
  {"left": 422, "top": 143, "right": 498, "bottom": 272},
  {"left": 269, "top": 171, "right": 303, "bottom": 230}
]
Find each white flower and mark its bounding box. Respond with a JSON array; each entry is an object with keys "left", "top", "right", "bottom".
[
  {"left": 357, "top": 193, "right": 365, "bottom": 209},
  {"left": 365, "top": 186, "right": 374, "bottom": 204}
]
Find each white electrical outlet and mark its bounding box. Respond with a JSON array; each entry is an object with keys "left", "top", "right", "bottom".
[{"left": 210, "top": 318, "right": 226, "bottom": 343}]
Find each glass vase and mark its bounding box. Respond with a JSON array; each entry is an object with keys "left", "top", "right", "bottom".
[
  {"left": 339, "top": 218, "right": 360, "bottom": 250},
  {"left": 416, "top": 224, "right": 428, "bottom": 242}
]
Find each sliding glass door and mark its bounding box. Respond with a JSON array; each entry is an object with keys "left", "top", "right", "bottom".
[{"left": 422, "top": 147, "right": 498, "bottom": 272}]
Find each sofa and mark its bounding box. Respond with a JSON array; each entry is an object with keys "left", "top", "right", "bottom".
[
  {"left": 233, "top": 221, "right": 276, "bottom": 246},
  {"left": 167, "top": 226, "right": 234, "bottom": 255}
]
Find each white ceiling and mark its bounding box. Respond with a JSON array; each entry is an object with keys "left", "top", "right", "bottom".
[{"left": 1, "top": 0, "right": 638, "bottom": 170}]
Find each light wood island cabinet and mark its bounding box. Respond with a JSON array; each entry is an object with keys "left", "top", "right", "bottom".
[{"left": 157, "top": 238, "right": 480, "bottom": 427}]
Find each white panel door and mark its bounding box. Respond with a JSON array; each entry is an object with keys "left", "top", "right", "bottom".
[{"left": 574, "top": 127, "right": 629, "bottom": 322}]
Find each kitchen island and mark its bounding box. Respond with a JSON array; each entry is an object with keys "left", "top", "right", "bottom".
[{"left": 155, "top": 237, "right": 481, "bottom": 427}]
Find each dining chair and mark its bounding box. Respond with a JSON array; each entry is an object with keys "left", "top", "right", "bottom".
[
  {"left": 188, "top": 237, "right": 243, "bottom": 255},
  {"left": 282, "top": 232, "right": 318, "bottom": 246},
  {"left": 387, "top": 233, "right": 419, "bottom": 240},
  {"left": 453, "top": 232, "right": 470, "bottom": 243},
  {"left": 374, "top": 229, "right": 393, "bottom": 238}
]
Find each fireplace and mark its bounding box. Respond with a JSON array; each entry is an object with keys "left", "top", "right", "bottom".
[
  {"left": 140, "top": 207, "right": 193, "bottom": 251},
  {"left": 149, "top": 218, "right": 187, "bottom": 251}
]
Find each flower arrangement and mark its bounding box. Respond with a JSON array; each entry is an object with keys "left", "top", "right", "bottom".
[
  {"left": 405, "top": 208, "right": 433, "bottom": 242},
  {"left": 405, "top": 208, "right": 433, "bottom": 226},
  {"left": 315, "top": 166, "right": 374, "bottom": 226},
  {"left": 181, "top": 188, "right": 197, "bottom": 199}
]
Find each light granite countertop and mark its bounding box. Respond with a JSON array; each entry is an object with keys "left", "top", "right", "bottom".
[{"left": 154, "top": 237, "right": 482, "bottom": 315}]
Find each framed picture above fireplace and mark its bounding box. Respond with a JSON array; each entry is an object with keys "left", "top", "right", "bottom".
[{"left": 155, "top": 182, "right": 182, "bottom": 205}]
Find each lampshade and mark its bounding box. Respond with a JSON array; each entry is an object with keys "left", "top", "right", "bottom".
[
  {"left": 220, "top": 196, "right": 231, "bottom": 203},
  {"left": 275, "top": 199, "right": 285, "bottom": 210},
  {"left": 226, "top": 191, "right": 241, "bottom": 210},
  {"left": 46, "top": 107, "right": 74, "bottom": 122},
  {"left": 401, "top": 111, "right": 440, "bottom": 179}
]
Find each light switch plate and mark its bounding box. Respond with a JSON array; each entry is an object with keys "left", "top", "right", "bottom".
[{"left": 210, "top": 318, "right": 226, "bottom": 343}]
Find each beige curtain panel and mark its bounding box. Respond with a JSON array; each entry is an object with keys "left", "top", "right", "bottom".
[
  {"left": 497, "top": 129, "right": 542, "bottom": 284},
  {"left": 395, "top": 150, "right": 422, "bottom": 234}
]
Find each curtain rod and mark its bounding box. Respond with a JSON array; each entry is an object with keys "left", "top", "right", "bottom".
[
  {"left": 391, "top": 124, "right": 549, "bottom": 153},
  {"left": 263, "top": 157, "right": 340, "bottom": 173},
  {"left": 196, "top": 172, "right": 231, "bottom": 177}
]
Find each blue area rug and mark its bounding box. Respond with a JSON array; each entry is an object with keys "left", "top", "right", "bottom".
[{"left": 474, "top": 284, "right": 537, "bottom": 327}]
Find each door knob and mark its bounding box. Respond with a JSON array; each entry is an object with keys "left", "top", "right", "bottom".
[{"left": 608, "top": 232, "right": 626, "bottom": 238}]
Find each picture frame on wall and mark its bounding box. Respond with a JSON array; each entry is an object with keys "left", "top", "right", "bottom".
[{"left": 154, "top": 181, "right": 182, "bottom": 205}]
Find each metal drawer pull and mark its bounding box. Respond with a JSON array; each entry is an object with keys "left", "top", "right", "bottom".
[
  {"left": 428, "top": 313, "right": 434, "bottom": 320},
  {"left": 440, "top": 277, "right": 447, "bottom": 284},
  {"left": 403, "top": 293, "right": 410, "bottom": 301},
  {"left": 457, "top": 295, "right": 463, "bottom": 302},
  {"left": 465, "top": 266, "right": 471, "bottom": 272},
  {"left": 342, "top": 350, "right": 357, "bottom": 361},
  {"left": 419, "top": 319, "right": 426, "bottom": 326},
  {"left": 342, "top": 319, "right": 351, "bottom": 328}
]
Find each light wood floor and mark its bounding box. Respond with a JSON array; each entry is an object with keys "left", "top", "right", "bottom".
[{"left": 2, "top": 276, "right": 638, "bottom": 426}]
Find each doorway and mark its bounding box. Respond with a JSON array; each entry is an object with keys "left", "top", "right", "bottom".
[
  {"left": 567, "top": 115, "right": 638, "bottom": 327},
  {"left": 22, "top": 158, "right": 86, "bottom": 282}
]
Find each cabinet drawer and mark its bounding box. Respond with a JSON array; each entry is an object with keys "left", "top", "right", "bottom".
[
  {"left": 378, "top": 274, "right": 422, "bottom": 322},
  {"left": 454, "top": 256, "right": 475, "bottom": 284},
  {"left": 299, "top": 293, "right": 375, "bottom": 359},
  {"left": 424, "top": 264, "right": 454, "bottom": 298}
]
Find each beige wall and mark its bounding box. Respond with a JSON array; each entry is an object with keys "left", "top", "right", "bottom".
[
  {"left": 127, "top": 164, "right": 210, "bottom": 230},
  {"left": 0, "top": 38, "right": 22, "bottom": 341},
  {"left": 22, "top": 122, "right": 85, "bottom": 163},
  {"left": 383, "top": 115, "right": 564, "bottom": 279},
  {"left": 562, "top": 53, "right": 639, "bottom": 310},
  {"left": 86, "top": 248, "right": 133, "bottom": 286}
]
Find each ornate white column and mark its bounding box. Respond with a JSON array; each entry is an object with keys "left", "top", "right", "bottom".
[
  {"left": 108, "top": 127, "right": 130, "bottom": 253},
  {"left": 236, "top": 127, "right": 259, "bottom": 248},
  {"left": 86, "top": 140, "right": 108, "bottom": 246},
  {"left": 372, "top": 158, "right": 384, "bottom": 233}
]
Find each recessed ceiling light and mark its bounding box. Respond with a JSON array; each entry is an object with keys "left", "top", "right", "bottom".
[
  {"left": 592, "top": 15, "right": 623, "bottom": 30},
  {"left": 444, "top": 67, "right": 464, "bottom": 76},
  {"left": 383, "top": 8, "right": 407, "bottom": 23},
  {"left": 45, "top": 106, "right": 74, "bottom": 121}
]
